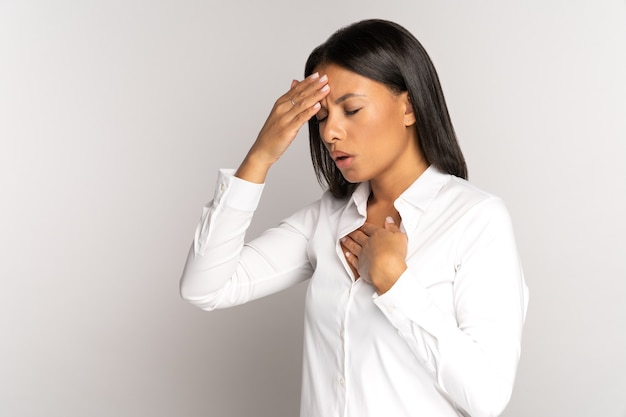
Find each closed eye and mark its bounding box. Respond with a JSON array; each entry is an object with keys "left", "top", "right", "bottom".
[{"left": 316, "top": 108, "right": 362, "bottom": 123}]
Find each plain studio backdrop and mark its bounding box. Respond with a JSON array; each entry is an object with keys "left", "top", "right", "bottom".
[{"left": 1, "top": 1, "right": 625, "bottom": 416}]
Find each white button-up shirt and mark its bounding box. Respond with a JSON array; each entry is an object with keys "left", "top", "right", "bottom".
[{"left": 180, "top": 166, "right": 528, "bottom": 417}]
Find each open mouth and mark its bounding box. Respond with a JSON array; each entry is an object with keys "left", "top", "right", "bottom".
[
  {"left": 331, "top": 151, "right": 351, "bottom": 161},
  {"left": 330, "top": 151, "right": 353, "bottom": 168},
  {"left": 333, "top": 153, "right": 354, "bottom": 169}
]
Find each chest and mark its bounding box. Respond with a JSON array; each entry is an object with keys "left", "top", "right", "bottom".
[
  {"left": 306, "top": 207, "right": 458, "bottom": 320},
  {"left": 338, "top": 202, "right": 401, "bottom": 280}
]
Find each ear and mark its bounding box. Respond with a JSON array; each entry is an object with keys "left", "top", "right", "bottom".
[{"left": 401, "top": 92, "right": 416, "bottom": 127}]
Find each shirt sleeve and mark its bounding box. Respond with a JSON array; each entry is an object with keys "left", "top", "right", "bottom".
[
  {"left": 373, "top": 197, "right": 528, "bottom": 417},
  {"left": 179, "top": 169, "right": 316, "bottom": 311}
]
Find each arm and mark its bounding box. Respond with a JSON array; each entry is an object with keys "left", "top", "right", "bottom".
[
  {"left": 180, "top": 169, "right": 318, "bottom": 310},
  {"left": 180, "top": 73, "right": 330, "bottom": 310}
]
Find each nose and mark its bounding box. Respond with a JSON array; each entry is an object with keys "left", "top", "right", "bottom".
[{"left": 319, "top": 113, "right": 342, "bottom": 145}]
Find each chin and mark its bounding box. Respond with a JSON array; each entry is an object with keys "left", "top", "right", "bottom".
[{"left": 340, "top": 171, "right": 369, "bottom": 185}]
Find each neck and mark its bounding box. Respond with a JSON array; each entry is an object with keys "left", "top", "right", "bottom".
[
  {"left": 369, "top": 156, "right": 429, "bottom": 205},
  {"left": 366, "top": 127, "right": 429, "bottom": 205}
]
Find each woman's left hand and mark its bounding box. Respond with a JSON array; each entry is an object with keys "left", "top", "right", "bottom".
[{"left": 342, "top": 217, "right": 408, "bottom": 294}]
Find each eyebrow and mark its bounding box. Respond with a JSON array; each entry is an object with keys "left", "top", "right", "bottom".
[{"left": 335, "top": 93, "right": 366, "bottom": 104}]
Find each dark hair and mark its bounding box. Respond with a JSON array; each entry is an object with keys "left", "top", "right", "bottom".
[{"left": 305, "top": 19, "right": 467, "bottom": 198}]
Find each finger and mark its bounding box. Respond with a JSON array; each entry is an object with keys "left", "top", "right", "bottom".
[
  {"left": 344, "top": 250, "right": 359, "bottom": 269},
  {"left": 280, "top": 73, "right": 318, "bottom": 104},
  {"left": 292, "top": 73, "right": 329, "bottom": 104},
  {"left": 341, "top": 236, "right": 362, "bottom": 257},
  {"left": 285, "top": 73, "right": 329, "bottom": 112},
  {"left": 289, "top": 72, "right": 323, "bottom": 95},
  {"left": 384, "top": 216, "right": 400, "bottom": 231},
  {"left": 347, "top": 229, "right": 369, "bottom": 245},
  {"left": 291, "top": 101, "right": 323, "bottom": 126},
  {"left": 358, "top": 222, "right": 383, "bottom": 237}
]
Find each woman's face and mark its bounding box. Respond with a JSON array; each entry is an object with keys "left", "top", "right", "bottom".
[{"left": 314, "top": 64, "right": 424, "bottom": 186}]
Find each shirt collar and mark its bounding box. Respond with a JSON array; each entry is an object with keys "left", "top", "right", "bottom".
[
  {"left": 345, "top": 165, "right": 451, "bottom": 235},
  {"left": 394, "top": 165, "right": 450, "bottom": 236},
  {"left": 395, "top": 165, "right": 450, "bottom": 212},
  {"left": 349, "top": 181, "right": 371, "bottom": 218}
]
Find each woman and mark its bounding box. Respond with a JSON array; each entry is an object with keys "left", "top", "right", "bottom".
[{"left": 180, "top": 19, "right": 528, "bottom": 417}]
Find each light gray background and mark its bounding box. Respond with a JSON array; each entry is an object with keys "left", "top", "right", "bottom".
[{"left": 1, "top": 1, "right": 625, "bottom": 416}]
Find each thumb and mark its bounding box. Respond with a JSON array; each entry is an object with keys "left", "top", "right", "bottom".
[{"left": 384, "top": 216, "right": 399, "bottom": 231}]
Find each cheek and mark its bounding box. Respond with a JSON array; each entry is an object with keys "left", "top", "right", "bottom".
[{"left": 358, "top": 115, "right": 393, "bottom": 145}]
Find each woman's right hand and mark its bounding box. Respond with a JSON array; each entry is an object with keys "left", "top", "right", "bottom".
[{"left": 235, "top": 72, "right": 330, "bottom": 183}]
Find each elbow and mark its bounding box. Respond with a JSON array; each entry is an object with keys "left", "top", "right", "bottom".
[
  {"left": 468, "top": 392, "right": 512, "bottom": 417},
  {"left": 438, "top": 365, "right": 514, "bottom": 417},
  {"left": 179, "top": 272, "right": 194, "bottom": 305},
  {"left": 452, "top": 380, "right": 513, "bottom": 417},
  {"left": 180, "top": 291, "right": 218, "bottom": 312},
  {"left": 179, "top": 286, "right": 202, "bottom": 310},
  {"left": 179, "top": 275, "right": 218, "bottom": 312},
  {"left": 179, "top": 285, "right": 197, "bottom": 307}
]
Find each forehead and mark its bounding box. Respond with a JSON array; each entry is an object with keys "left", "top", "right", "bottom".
[{"left": 315, "top": 64, "right": 395, "bottom": 100}]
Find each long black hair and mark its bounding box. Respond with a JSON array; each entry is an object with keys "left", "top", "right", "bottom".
[{"left": 305, "top": 19, "right": 467, "bottom": 198}]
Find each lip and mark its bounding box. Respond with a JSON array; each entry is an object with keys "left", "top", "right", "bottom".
[{"left": 331, "top": 151, "right": 354, "bottom": 169}]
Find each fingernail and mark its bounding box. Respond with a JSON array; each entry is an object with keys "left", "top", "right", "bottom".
[
  {"left": 321, "top": 84, "right": 330, "bottom": 93},
  {"left": 319, "top": 74, "right": 328, "bottom": 82},
  {"left": 309, "top": 72, "right": 319, "bottom": 80},
  {"left": 386, "top": 216, "right": 395, "bottom": 224},
  {"left": 313, "top": 102, "right": 321, "bottom": 109},
  {"left": 340, "top": 237, "right": 346, "bottom": 243},
  {"left": 345, "top": 252, "right": 350, "bottom": 258}
]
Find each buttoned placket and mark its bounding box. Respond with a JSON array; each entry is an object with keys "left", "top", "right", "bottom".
[
  {"left": 340, "top": 284, "right": 351, "bottom": 417},
  {"left": 334, "top": 230, "right": 360, "bottom": 417},
  {"left": 332, "top": 190, "right": 422, "bottom": 416},
  {"left": 335, "top": 190, "right": 367, "bottom": 417}
]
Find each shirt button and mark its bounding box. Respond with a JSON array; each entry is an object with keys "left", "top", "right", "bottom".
[
  {"left": 219, "top": 183, "right": 226, "bottom": 191},
  {"left": 339, "top": 377, "right": 345, "bottom": 385}
]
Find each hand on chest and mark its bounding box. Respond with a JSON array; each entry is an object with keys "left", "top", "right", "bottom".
[{"left": 340, "top": 201, "right": 407, "bottom": 294}]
